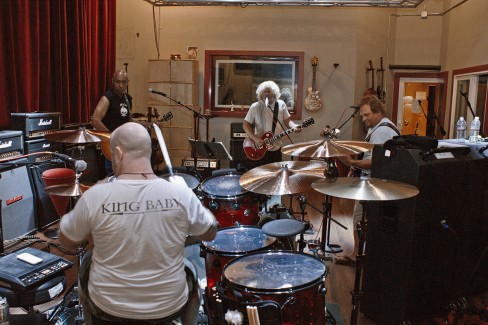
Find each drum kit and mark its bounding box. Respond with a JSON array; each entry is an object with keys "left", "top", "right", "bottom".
[{"left": 40, "top": 126, "right": 420, "bottom": 325}]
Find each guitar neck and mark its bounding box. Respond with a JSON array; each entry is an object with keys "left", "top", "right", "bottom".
[
  {"left": 312, "top": 66, "right": 317, "bottom": 91},
  {"left": 269, "top": 126, "right": 297, "bottom": 143}
]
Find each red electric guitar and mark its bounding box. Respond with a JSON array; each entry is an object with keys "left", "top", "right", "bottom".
[{"left": 243, "top": 117, "right": 314, "bottom": 161}]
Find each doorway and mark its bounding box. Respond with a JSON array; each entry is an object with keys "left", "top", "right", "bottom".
[{"left": 392, "top": 72, "right": 448, "bottom": 139}]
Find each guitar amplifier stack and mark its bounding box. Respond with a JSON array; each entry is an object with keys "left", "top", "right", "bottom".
[
  {"left": 9, "top": 112, "right": 65, "bottom": 231},
  {"left": 230, "top": 123, "right": 261, "bottom": 171}
]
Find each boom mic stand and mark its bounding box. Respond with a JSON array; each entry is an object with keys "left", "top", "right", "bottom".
[{"left": 148, "top": 89, "right": 207, "bottom": 170}]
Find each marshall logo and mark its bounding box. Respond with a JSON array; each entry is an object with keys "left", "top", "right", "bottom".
[
  {"left": 42, "top": 143, "right": 51, "bottom": 148},
  {"left": 6, "top": 195, "right": 23, "bottom": 205},
  {"left": 38, "top": 119, "right": 53, "bottom": 126},
  {"left": 0, "top": 140, "right": 12, "bottom": 149}
]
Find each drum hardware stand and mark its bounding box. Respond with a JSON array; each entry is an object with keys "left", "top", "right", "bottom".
[{"left": 350, "top": 201, "right": 367, "bottom": 325}]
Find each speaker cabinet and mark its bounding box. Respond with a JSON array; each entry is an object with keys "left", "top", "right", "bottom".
[
  {"left": 361, "top": 146, "right": 488, "bottom": 324},
  {"left": 0, "top": 161, "right": 36, "bottom": 240},
  {"left": 230, "top": 139, "right": 261, "bottom": 171},
  {"left": 28, "top": 161, "right": 66, "bottom": 229}
]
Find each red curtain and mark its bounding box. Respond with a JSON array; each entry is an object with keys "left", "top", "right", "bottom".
[{"left": 0, "top": 0, "right": 115, "bottom": 129}]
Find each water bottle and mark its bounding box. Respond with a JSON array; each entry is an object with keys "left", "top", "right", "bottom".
[
  {"left": 469, "top": 116, "right": 480, "bottom": 143},
  {"left": 0, "top": 296, "right": 10, "bottom": 325},
  {"left": 456, "top": 117, "right": 467, "bottom": 141}
]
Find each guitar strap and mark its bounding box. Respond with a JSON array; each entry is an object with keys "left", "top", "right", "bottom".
[
  {"left": 365, "top": 122, "right": 400, "bottom": 142},
  {"left": 272, "top": 101, "right": 279, "bottom": 134}
]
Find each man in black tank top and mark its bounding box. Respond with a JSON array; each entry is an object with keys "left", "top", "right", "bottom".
[{"left": 92, "top": 69, "right": 133, "bottom": 132}]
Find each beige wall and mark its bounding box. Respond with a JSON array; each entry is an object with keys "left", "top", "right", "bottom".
[{"left": 115, "top": 0, "right": 486, "bottom": 155}]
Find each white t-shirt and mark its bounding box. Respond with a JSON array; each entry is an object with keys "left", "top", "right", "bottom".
[
  {"left": 244, "top": 99, "right": 291, "bottom": 150},
  {"left": 60, "top": 178, "right": 215, "bottom": 319},
  {"left": 362, "top": 117, "right": 399, "bottom": 169}
]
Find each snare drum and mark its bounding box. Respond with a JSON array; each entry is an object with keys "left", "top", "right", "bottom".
[
  {"left": 199, "top": 173, "right": 259, "bottom": 227},
  {"left": 159, "top": 167, "right": 200, "bottom": 190},
  {"left": 221, "top": 251, "right": 327, "bottom": 325}
]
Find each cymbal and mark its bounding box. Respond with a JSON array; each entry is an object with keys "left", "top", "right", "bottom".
[
  {"left": 44, "top": 129, "right": 110, "bottom": 143},
  {"left": 240, "top": 161, "right": 326, "bottom": 195},
  {"left": 281, "top": 140, "right": 373, "bottom": 158},
  {"left": 44, "top": 183, "right": 90, "bottom": 197},
  {"left": 311, "top": 176, "right": 419, "bottom": 201}
]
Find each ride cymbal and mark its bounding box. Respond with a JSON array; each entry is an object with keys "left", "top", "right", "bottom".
[
  {"left": 44, "top": 129, "right": 109, "bottom": 144},
  {"left": 44, "top": 183, "right": 90, "bottom": 197},
  {"left": 240, "top": 161, "right": 326, "bottom": 195},
  {"left": 311, "top": 176, "right": 419, "bottom": 201},
  {"left": 281, "top": 140, "right": 373, "bottom": 158}
]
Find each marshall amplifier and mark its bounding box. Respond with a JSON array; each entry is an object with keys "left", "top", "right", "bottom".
[
  {"left": 24, "top": 138, "right": 62, "bottom": 163},
  {"left": 10, "top": 112, "right": 61, "bottom": 139},
  {"left": 0, "top": 130, "right": 23, "bottom": 161},
  {"left": 231, "top": 122, "right": 247, "bottom": 139},
  {"left": 182, "top": 157, "right": 220, "bottom": 180}
]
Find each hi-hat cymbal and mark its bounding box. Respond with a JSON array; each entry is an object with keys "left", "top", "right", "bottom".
[
  {"left": 281, "top": 140, "right": 373, "bottom": 158},
  {"left": 44, "top": 183, "right": 90, "bottom": 197},
  {"left": 240, "top": 161, "right": 326, "bottom": 195},
  {"left": 45, "top": 129, "right": 110, "bottom": 144},
  {"left": 312, "top": 176, "right": 419, "bottom": 201}
]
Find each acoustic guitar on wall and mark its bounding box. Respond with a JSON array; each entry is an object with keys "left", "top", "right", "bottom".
[
  {"left": 101, "top": 111, "right": 173, "bottom": 161},
  {"left": 243, "top": 117, "right": 315, "bottom": 161},
  {"left": 304, "top": 56, "right": 323, "bottom": 112}
]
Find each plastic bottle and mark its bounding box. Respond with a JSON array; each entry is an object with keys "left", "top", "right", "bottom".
[
  {"left": 456, "top": 117, "right": 467, "bottom": 141},
  {"left": 469, "top": 116, "right": 480, "bottom": 143},
  {"left": 0, "top": 296, "right": 10, "bottom": 325}
]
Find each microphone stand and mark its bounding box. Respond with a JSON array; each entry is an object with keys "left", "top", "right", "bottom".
[
  {"left": 150, "top": 91, "right": 207, "bottom": 171},
  {"left": 421, "top": 99, "right": 446, "bottom": 138},
  {"left": 460, "top": 91, "right": 476, "bottom": 118},
  {"left": 337, "top": 106, "right": 360, "bottom": 131}
]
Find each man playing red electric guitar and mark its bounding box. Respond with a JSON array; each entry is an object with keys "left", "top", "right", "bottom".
[{"left": 243, "top": 80, "right": 301, "bottom": 166}]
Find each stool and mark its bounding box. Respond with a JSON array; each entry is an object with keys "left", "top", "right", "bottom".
[
  {"left": 42, "top": 168, "right": 75, "bottom": 238},
  {"left": 262, "top": 219, "right": 305, "bottom": 251}
]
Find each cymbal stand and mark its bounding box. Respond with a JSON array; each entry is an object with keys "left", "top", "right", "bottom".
[
  {"left": 350, "top": 201, "right": 367, "bottom": 325},
  {"left": 295, "top": 195, "right": 308, "bottom": 253},
  {"left": 319, "top": 159, "right": 347, "bottom": 256}
]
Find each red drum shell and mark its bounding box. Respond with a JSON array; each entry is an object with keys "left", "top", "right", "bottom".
[
  {"left": 222, "top": 250, "right": 327, "bottom": 325},
  {"left": 200, "top": 173, "right": 259, "bottom": 227}
]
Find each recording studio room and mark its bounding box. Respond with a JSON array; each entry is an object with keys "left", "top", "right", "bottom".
[{"left": 0, "top": 0, "right": 487, "bottom": 324}]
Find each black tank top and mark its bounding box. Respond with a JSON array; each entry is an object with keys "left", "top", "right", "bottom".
[{"left": 101, "top": 89, "right": 132, "bottom": 131}]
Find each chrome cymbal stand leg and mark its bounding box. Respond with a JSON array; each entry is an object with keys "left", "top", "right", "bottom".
[
  {"left": 350, "top": 201, "right": 367, "bottom": 325},
  {"left": 321, "top": 195, "right": 343, "bottom": 255}
]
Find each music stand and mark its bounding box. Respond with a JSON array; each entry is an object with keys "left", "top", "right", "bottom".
[{"left": 188, "top": 138, "right": 233, "bottom": 162}]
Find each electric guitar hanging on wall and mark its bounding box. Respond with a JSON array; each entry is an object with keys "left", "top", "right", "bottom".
[
  {"left": 377, "top": 57, "right": 386, "bottom": 103},
  {"left": 304, "top": 57, "right": 323, "bottom": 111},
  {"left": 366, "top": 59, "right": 375, "bottom": 95},
  {"left": 100, "top": 111, "right": 173, "bottom": 161},
  {"left": 243, "top": 117, "right": 315, "bottom": 161}
]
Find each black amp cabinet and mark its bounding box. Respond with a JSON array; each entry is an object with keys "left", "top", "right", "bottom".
[
  {"left": 0, "top": 159, "right": 36, "bottom": 240},
  {"left": 230, "top": 123, "right": 261, "bottom": 171},
  {"left": 361, "top": 145, "right": 488, "bottom": 324}
]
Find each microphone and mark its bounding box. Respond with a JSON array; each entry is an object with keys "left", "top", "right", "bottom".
[
  {"left": 148, "top": 88, "right": 167, "bottom": 97},
  {"left": 52, "top": 152, "right": 87, "bottom": 171},
  {"left": 350, "top": 105, "right": 360, "bottom": 110},
  {"left": 265, "top": 97, "right": 270, "bottom": 108}
]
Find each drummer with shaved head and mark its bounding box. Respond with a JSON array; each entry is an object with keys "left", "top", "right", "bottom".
[{"left": 59, "top": 122, "right": 218, "bottom": 324}]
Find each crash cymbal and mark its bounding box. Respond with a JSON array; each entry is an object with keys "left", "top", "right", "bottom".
[
  {"left": 44, "top": 129, "right": 109, "bottom": 144},
  {"left": 281, "top": 140, "right": 373, "bottom": 158},
  {"left": 44, "top": 182, "right": 90, "bottom": 197},
  {"left": 240, "top": 161, "right": 326, "bottom": 195},
  {"left": 312, "top": 176, "right": 419, "bottom": 201}
]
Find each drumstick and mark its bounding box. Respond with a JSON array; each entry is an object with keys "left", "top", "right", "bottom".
[
  {"left": 253, "top": 306, "right": 261, "bottom": 325},
  {"left": 246, "top": 306, "right": 255, "bottom": 325},
  {"left": 153, "top": 123, "right": 186, "bottom": 187},
  {"left": 153, "top": 123, "right": 173, "bottom": 176}
]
